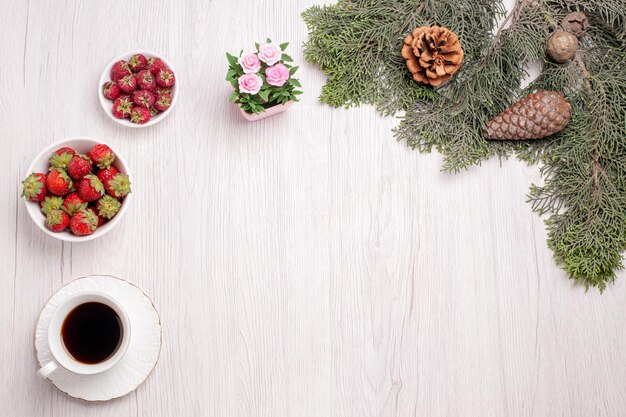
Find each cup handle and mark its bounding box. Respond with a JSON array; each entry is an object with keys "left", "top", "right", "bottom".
[{"left": 37, "top": 360, "right": 59, "bottom": 379}]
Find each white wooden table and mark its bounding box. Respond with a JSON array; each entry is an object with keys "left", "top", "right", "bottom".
[{"left": 2, "top": 1, "right": 626, "bottom": 416}]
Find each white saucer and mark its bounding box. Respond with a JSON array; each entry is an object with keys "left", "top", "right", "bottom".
[{"left": 35, "top": 275, "right": 162, "bottom": 401}]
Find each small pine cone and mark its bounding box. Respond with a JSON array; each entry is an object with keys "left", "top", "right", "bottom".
[
  {"left": 401, "top": 26, "right": 464, "bottom": 87},
  {"left": 486, "top": 91, "right": 572, "bottom": 140},
  {"left": 546, "top": 30, "right": 578, "bottom": 63},
  {"left": 561, "top": 12, "right": 589, "bottom": 37}
]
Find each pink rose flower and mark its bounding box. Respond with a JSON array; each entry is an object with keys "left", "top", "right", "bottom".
[
  {"left": 258, "top": 43, "right": 281, "bottom": 66},
  {"left": 265, "top": 64, "right": 290, "bottom": 87},
  {"left": 238, "top": 53, "right": 261, "bottom": 74},
  {"left": 238, "top": 73, "right": 263, "bottom": 95}
]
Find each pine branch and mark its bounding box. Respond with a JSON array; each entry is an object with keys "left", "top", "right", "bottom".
[
  {"left": 573, "top": 52, "right": 600, "bottom": 202},
  {"left": 545, "top": 0, "right": 626, "bottom": 40},
  {"left": 303, "top": 0, "right": 626, "bottom": 289},
  {"left": 396, "top": 0, "right": 546, "bottom": 172},
  {"left": 302, "top": 0, "right": 440, "bottom": 115},
  {"left": 527, "top": 42, "right": 626, "bottom": 290},
  {"left": 478, "top": 0, "right": 532, "bottom": 70}
]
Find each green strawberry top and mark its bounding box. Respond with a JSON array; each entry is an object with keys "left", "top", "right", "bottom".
[
  {"left": 45, "top": 209, "right": 67, "bottom": 227},
  {"left": 41, "top": 196, "right": 63, "bottom": 215},
  {"left": 21, "top": 173, "right": 45, "bottom": 200},
  {"left": 96, "top": 195, "right": 121, "bottom": 219},
  {"left": 85, "top": 174, "right": 105, "bottom": 195},
  {"left": 109, "top": 174, "right": 131, "bottom": 198},
  {"left": 78, "top": 209, "right": 99, "bottom": 232},
  {"left": 49, "top": 151, "right": 74, "bottom": 170}
]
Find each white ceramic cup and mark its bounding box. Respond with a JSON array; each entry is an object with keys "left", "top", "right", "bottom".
[{"left": 38, "top": 292, "right": 131, "bottom": 379}]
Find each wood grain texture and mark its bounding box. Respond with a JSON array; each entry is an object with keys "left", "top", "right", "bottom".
[{"left": 1, "top": 0, "right": 626, "bottom": 416}]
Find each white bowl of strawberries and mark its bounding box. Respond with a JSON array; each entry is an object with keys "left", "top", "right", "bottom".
[
  {"left": 21, "top": 137, "right": 132, "bottom": 242},
  {"left": 99, "top": 51, "right": 177, "bottom": 127}
]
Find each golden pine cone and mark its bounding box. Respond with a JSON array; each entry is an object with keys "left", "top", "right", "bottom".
[
  {"left": 486, "top": 91, "right": 572, "bottom": 140},
  {"left": 401, "top": 26, "right": 464, "bottom": 87}
]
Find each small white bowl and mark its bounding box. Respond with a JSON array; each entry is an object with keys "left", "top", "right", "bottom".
[
  {"left": 98, "top": 50, "right": 178, "bottom": 128},
  {"left": 23, "top": 137, "right": 132, "bottom": 242}
]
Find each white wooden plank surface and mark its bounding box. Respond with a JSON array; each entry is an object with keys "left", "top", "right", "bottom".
[{"left": 1, "top": 0, "right": 625, "bottom": 416}]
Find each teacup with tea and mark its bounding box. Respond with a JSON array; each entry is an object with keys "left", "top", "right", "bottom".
[{"left": 38, "top": 292, "right": 131, "bottom": 378}]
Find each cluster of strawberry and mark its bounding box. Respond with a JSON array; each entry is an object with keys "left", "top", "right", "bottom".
[
  {"left": 102, "top": 53, "right": 175, "bottom": 124},
  {"left": 21, "top": 144, "right": 131, "bottom": 236}
]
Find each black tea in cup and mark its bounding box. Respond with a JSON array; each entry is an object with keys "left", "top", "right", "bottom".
[{"left": 61, "top": 302, "right": 122, "bottom": 364}]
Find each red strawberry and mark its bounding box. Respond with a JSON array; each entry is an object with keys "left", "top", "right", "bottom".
[
  {"left": 77, "top": 174, "right": 105, "bottom": 202},
  {"left": 46, "top": 169, "right": 73, "bottom": 196},
  {"left": 102, "top": 81, "right": 121, "bottom": 100},
  {"left": 88, "top": 144, "right": 116, "bottom": 169},
  {"left": 69, "top": 209, "right": 99, "bottom": 236},
  {"left": 112, "top": 96, "right": 133, "bottom": 119},
  {"left": 110, "top": 60, "right": 132, "bottom": 82},
  {"left": 45, "top": 209, "right": 70, "bottom": 233},
  {"left": 96, "top": 195, "right": 121, "bottom": 219},
  {"left": 105, "top": 171, "right": 131, "bottom": 198},
  {"left": 98, "top": 166, "right": 131, "bottom": 198},
  {"left": 155, "top": 87, "right": 171, "bottom": 95},
  {"left": 89, "top": 203, "right": 108, "bottom": 227},
  {"left": 133, "top": 90, "right": 156, "bottom": 108},
  {"left": 49, "top": 147, "right": 76, "bottom": 170},
  {"left": 130, "top": 106, "right": 151, "bottom": 124},
  {"left": 117, "top": 75, "right": 137, "bottom": 93},
  {"left": 40, "top": 196, "right": 63, "bottom": 215},
  {"left": 155, "top": 93, "right": 172, "bottom": 111},
  {"left": 21, "top": 173, "right": 47, "bottom": 202},
  {"left": 96, "top": 214, "right": 107, "bottom": 227},
  {"left": 67, "top": 154, "right": 93, "bottom": 181},
  {"left": 147, "top": 57, "right": 166, "bottom": 75},
  {"left": 62, "top": 192, "right": 88, "bottom": 216},
  {"left": 128, "top": 54, "right": 148, "bottom": 72},
  {"left": 54, "top": 147, "right": 76, "bottom": 156},
  {"left": 97, "top": 165, "right": 119, "bottom": 185},
  {"left": 136, "top": 70, "right": 155, "bottom": 91},
  {"left": 156, "top": 68, "right": 175, "bottom": 87},
  {"left": 149, "top": 106, "right": 159, "bottom": 117}
]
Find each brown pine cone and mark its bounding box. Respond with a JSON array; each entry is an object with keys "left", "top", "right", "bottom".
[
  {"left": 401, "top": 26, "right": 464, "bottom": 87},
  {"left": 486, "top": 91, "right": 572, "bottom": 140},
  {"left": 546, "top": 30, "right": 578, "bottom": 63},
  {"left": 561, "top": 12, "right": 589, "bottom": 37}
]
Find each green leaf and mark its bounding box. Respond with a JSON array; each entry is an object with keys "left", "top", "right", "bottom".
[
  {"left": 266, "top": 38, "right": 272, "bottom": 44},
  {"left": 258, "top": 89, "right": 270, "bottom": 102},
  {"left": 289, "top": 79, "right": 301, "bottom": 88},
  {"left": 255, "top": 42, "right": 260, "bottom": 51},
  {"left": 280, "top": 42, "right": 289, "bottom": 51},
  {"left": 289, "top": 66, "right": 299, "bottom": 75},
  {"left": 226, "top": 53, "right": 238, "bottom": 67},
  {"left": 226, "top": 69, "right": 237, "bottom": 81},
  {"left": 281, "top": 53, "right": 293, "bottom": 63}
]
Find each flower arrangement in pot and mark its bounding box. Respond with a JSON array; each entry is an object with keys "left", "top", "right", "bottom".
[{"left": 226, "top": 39, "right": 302, "bottom": 121}]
